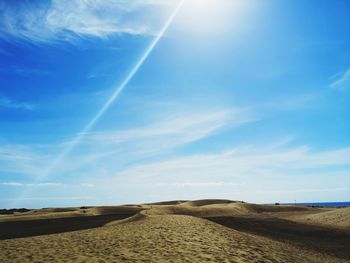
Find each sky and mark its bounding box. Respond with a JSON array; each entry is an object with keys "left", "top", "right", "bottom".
[{"left": 0, "top": 0, "right": 349, "bottom": 208}]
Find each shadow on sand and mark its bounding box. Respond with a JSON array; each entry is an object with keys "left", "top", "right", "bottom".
[
  {"left": 0, "top": 213, "right": 137, "bottom": 240},
  {"left": 206, "top": 215, "right": 350, "bottom": 261}
]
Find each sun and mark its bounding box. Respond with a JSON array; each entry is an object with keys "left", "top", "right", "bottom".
[{"left": 177, "top": 0, "right": 247, "bottom": 35}]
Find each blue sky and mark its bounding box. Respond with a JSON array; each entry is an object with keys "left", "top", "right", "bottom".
[{"left": 0, "top": 0, "right": 349, "bottom": 208}]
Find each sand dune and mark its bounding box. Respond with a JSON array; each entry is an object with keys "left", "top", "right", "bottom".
[
  {"left": 144, "top": 200, "right": 187, "bottom": 205},
  {"left": 0, "top": 199, "right": 349, "bottom": 262},
  {"left": 285, "top": 207, "right": 350, "bottom": 229},
  {"left": 180, "top": 199, "right": 237, "bottom": 206},
  {"left": 87, "top": 205, "right": 144, "bottom": 216},
  {"left": 0, "top": 213, "right": 340, "bottom": 263},
  {"left": 243, "top": 203, "right": 315, "bottom": 213}
]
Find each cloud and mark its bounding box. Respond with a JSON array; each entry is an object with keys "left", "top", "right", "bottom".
[
  {"left": 329, "top": 68, "right": 350, "bottom": 90},
  {"left": 154, "top": 182, "right": 244, "bottom": 188},
  {"left": 80, "top": 183, "right": 94, "bottom": 187},
  {"left": 0, "top": 182, "right": 65, "bottom": 187},
  {"left": 3, "top": 136, "right": 349, "bottom": 204},
  {"left": 87, "top": 144, "right": 349, "bottom": 203},
  {"left": 0, "top": 181, "right": 95, "bottom": 188},
  {"left": 57, "top": 108, "right": 255, "bottom": 172},
  {"left": 2, "top": 196, "right": 94, "bottom": 201},
  {"left": 81, "top": 108, "right": 252, "bottom": 148},
  {"left": 81, "top": 143, "right": 349, "bottom": 204},
  {"left": 0, "top": 144, "right": 55, "bottom": 176},
  {"left": 2, "top": 100, "right": 348, "bottom": 203},
  {"left": 0, "top": 182, "right": 23, "bottom": 187},
  {"left": 13, "top": 68, "right": 51, "bottom": 77},
  {"left": 0, "top": 0, "right": 177, "bottom": 44},
  {"left": 0, "top": 108, "right": 250, "bottom": 177},
  {"left": 113, "top": 145, "right": 350, "bottom": 185},
  {"left": 0, "top": 96, "right": 35, "bottom": 110},
  {"left": 0, "top": 66, "right": 51, "bottom": 77},
  {"left": 221, "top": 187, "right": 350, "bottom": 197},
  {"left": 87, "top": 73, "right": 111, "bottom": 79}
]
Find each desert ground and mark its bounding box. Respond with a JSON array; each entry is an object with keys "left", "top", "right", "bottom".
[{"left": 0, "top": 200, "right": 349, "bottom": 262}]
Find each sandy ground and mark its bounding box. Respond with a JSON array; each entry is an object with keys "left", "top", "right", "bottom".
[
  {"left": 0, "top": 200, "right": 349, "bottom": 262},
  {"left": 275, "top": 207, "right": 350, "bottom": 229}
]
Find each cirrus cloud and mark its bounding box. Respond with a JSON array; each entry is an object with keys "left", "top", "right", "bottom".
[
  {"left": 330, "top": 68, "right": 350, "bottom": 91},
  {"left": 0, "top": 0, "right": 178, "bottom": 44}
]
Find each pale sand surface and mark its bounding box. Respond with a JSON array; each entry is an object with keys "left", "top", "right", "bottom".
[
  {"left": 276, "top": 207, "right": 350, "bottom": 229},
  {"left": 0, "top": 200, "right": 349, "bottom": 262}
]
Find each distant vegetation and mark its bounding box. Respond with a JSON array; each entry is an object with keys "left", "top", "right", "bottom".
[{"left": 0, "top": 208, "right": 30, "bottom": 215}]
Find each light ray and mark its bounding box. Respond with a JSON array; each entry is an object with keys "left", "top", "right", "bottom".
[
  {"left": 11, "top": 0, "right": 184, "bottom": 207},
  {"left": 40, "top": 0, "right": 185, "bottom": 179}
]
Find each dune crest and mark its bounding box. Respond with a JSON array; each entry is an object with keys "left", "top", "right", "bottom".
[{"left": 0, "top": 199, "right": 349, "bottom": 262}]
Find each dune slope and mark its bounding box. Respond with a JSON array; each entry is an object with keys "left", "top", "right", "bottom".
[
  {"left": 0, "top": 213, "right": 340, "bottom": 263},
  {"left": 286, "top": 207, "right": 350, "bottom": 229},
  {"left": 0, "top": 200, "right": 349, "bottom": 262}
]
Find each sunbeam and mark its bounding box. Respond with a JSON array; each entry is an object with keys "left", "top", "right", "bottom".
[
  {"left": 10, "top": 0, "right": 184, "bottom": 207},
  {"left": 40, "top": 0, "right": 185, "bottom": 179}
]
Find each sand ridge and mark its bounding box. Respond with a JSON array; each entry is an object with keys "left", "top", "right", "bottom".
[
  {"left": 0, "top": 213, "right": 342, "bottom": 263},
  {"left": 284, "top": 207, "right": 350, "bottom": 229},
  {"left": 0, "top": 199, "right": 349, "bottom": 262}
]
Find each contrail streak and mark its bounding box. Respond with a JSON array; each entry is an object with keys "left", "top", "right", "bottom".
[
  {"left": 40, "top": 0, "right": 185, "bottom": 178},
  {"left": 10, "top": 0, "right": 184, "bottom": 208}
]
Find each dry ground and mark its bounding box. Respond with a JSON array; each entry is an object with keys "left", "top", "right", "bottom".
[{"left": 0, "top": 200, "right": 349, "bottom": 262}]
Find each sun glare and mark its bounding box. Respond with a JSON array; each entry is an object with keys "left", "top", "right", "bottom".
[{"left": 179, "top": 0, "right": 246, "bottom": 35}]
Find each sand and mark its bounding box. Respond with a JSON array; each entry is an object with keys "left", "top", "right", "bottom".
[
  {"left": 0, "top": 200, "right": 349, "bottom": 262},
  {"left": 281, "top": 207, "right": 350, "bottom": 229}
]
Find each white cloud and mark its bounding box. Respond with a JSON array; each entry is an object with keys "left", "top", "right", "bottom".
[
  {"left": 88, "top": 144, "right": 349, "bottom": 203},
  {"left": 0, "top": 144, "right": 51, "bottom": 176},
  {"left": 2, "top": 196, "right": 94, "bottom": 201},
  {"left": 330, "top": 68, "right": 350, "bottom": 90},
  {"left": 81, "top": 108, "right": 252, "bottom": 148},
  {"left": 0, "top": 182, "right": 65, "bottom": 187},
  {"left": 113, "top": 145, "right": 350, "bottom": 184},
  {"left": 87, "top": 73, "right": 111, "bottom": 79},
  {"left": 81, "top": 183, "right": 95, "bottom": 187},
  {"left": 3, "top": 137, "right": 349, "bottom": 204},
  {"left": 220, "top": 187, "right": 350, "bottom": 198},
  {"left": 2, "top": 102, "right": 348, "bottom": 203},
  {"left": 0, "top": 182, "right": 23, "bottom": 187},
  {"left": 0, "top": 96, "right": 35, "bottom": 110},
  {"left": 0, "top": 0, "right": 177, "bottom": 43},
  {"left": 0, "top": 108, "right": 251, "bottom": 177},
  {"left": 0, "top": 181, "right": 96, "bottom": 188},
  {"left": 154, "top": 182, "right": 244, "bottom": 188},
  {"left": 13, "top": 68, "right": 51, "bottom": 77},
  {"left": 65, "top": 109, "right": 253, "bottom": 171}
]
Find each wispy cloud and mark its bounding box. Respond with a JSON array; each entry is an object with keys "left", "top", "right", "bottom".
[
  {"left": 0, "top": 144, "right": 52, "bottom": 176},
  {"left": 113, "top": 145, "right": 350, "bottom": 186},
  {"left": 13, "top": 67, "right": 51, "bottom": 77},
  {"left": 2, "top": 196, "right": 95, "bottom": 201},
  {"left": 0, "top": 96, "right": 35, "bottom": 110},
  {"left": 87, "top": 73, "right": 111, "bottom": 79},
  {"left": 154, "top": 182, "right": 244, "bottom": 188},
  {"left": 57, "top": 108, "right": 254, "bottom": 172},
  {"left": 0, "top": 182, "right": 65, "bottom": 187},
  {"left": 84, "top": 143, "right": 350, "bottom": 203},
  {"left": 258, "top": 187, "right": 350, "bottom": 193},
  {"left": 0, "top": 0, "right": 177, "bottom": 44},
  {"left": 81, "top": 108, "right": 252, "bottom": 149},
  {"left": 0, "top": 108, "right": 250, "bottom": 177},
  {"left": 0, "top": 66, "right": 51, "bottom": 76},
  {"left": 80, "top": 183, "right": 94, "bottom": 188},
  {"left": 329, "top": 68, "right": 350, "bottom": 90},
  {"left": 0, "top": 181, "right": 94, "bottom": 188}
]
